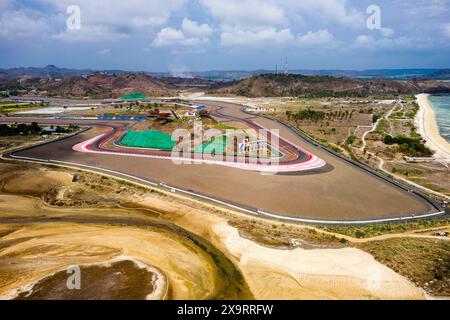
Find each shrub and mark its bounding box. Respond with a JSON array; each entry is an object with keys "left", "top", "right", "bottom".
[
  {"left": 383, "top": 134, "right": 432, "bottom": 156},
  {"left": 384, "top": 135, "right": 395, "bottom": 145},
  {"left": 346, "top": 135, "right": 357, "bottom": 145},
  {"left": 355, "top": 230, "right": 366, "bottom": 238}
]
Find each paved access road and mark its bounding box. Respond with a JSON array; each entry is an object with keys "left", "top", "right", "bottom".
[{"left": 1, "top": 99, "right": 442, "bottom": 223}]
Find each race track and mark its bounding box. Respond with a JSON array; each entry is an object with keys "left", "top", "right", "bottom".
[{"left": 1, "top": 99, "right": 444, "bottom": 223}]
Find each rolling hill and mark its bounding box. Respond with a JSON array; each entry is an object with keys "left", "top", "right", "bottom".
[
  {"left": 210, "top": 74, "right": 450, "bottom": 97},
  {"left": 35, "top": 73, "right": 176, "bottom": 98}
]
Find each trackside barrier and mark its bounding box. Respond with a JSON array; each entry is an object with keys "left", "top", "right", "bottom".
[
  {"left": 7, "top": 153, "right": 447, "bottom": 225},
  {"left": 257, "top": 209, "right": 445, "bottom": 225}
]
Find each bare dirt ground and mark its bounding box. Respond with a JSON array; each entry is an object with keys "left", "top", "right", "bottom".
[
  {"left": 13, "top": 259, "right": 159, "bottom": 300},
  {"left": 0, "top": 136, "right": 44, "bottom": 152},
  {"left": 0, "top": 159, "right": 447, "bottom": 299}
]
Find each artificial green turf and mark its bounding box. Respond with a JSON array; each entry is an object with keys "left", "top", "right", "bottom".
[
  {"left": 121, "top": 130, "right": 175, "bottom": 150},
  {"left": 194, "top": 136, "right": 228, "bottom": 154},
  {"left": 120, "top": 93, "right": 147, "bottom": 100}
]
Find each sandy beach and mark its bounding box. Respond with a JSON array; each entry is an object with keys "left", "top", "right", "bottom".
[{"left": 415, "top": 93, "right": 450, "bottom": 162}]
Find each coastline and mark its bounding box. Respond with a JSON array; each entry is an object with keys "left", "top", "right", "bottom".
[{"left": 415, "top": 93, "right": 450, "bottom": 161}]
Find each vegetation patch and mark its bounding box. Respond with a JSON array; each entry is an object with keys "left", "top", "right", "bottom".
[
  {"left": 320, "top": 218, "right": 450, "bottom": 238},
  {"left": 405, "top": 102, "right": 420, "bottom": 119},
  {"left": 375, "top": 118, "right": 389, "bottom": 133},
  {"left": 0, "top": 123, "right": 79, "bottom": 136},
  {"left": 229, "top": 219, "right": 344, "bottom": 249},
  {"left": 286, "top": 109, "right": 326, "bottom": 122},
  {"left": 384, "top": 134, "right": 433, "bottom": 156},
  {"left": 346, "top": 135, "right": 357, "bottom": 145},
  {"left": 391, "top": 167, "right": 423, "bottom": 177},
  {"left": 0, "top": 123, "right": 42, "bottom": 136}
]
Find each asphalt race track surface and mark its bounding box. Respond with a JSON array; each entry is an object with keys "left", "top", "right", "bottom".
[{"left": 1, "top": 100, "right": 440, "bottom": 222}]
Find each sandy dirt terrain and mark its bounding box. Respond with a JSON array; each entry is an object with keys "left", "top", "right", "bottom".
[
  {"left": 212, "top": 222, "right": 424, "bottom": 300},
  {"left": 0, "top": 161, "right": 433, "bottom": 300}
]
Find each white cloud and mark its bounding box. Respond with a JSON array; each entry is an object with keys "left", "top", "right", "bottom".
[
  {"left": 200, "top": 0, "right": 290, "bottom": 47},
  {"left": 353, "top": 34, "right": 423, "bottom": 50},
  {"left": 200, "top": 0, "right": 286, "bottom": 29},
  {"left": 0, "top": 0, "right": 14, "bottom": 12},
  {"left": 200, "top": 0, "right": 363, "bottom": 30},
  {"left": 200, "top": 0, "right": 363, "bottom": 47},
  {"left": 376, "top": 37, "right": 414, "bottom": 49},
  {"left": 297, "top": 29, "right": 335, "bottom": 47},
  {"left": 38, "top": 0, "right": 186, "bottom": 41},
  {"left": 0, "top": 9, "right": 50, "bottom": 38},
  {"left": 354, "top": 35, "right": 374, "bottom": 47},
  {"left": 53, "top": 25, "right": 127, "bottom": 42},
  {"left": 443, "top": 23, "right": 450, "bottom": 38},
  {"left": 153, "top": 28, "right": 187, "bottom": 47},
  {"left": 404, "top": 0, "right": 449, "bottom": 17},
  {"left": 181, "top": 18, "right": 213, "bottom": 36},
  {"left": 282, "top": 0, "right": 364, "bottom": 28},
  {"left": 220, "top": 27, "right": 294, "bottom": 47},
  {"left": 380, "top": 27, "right": 394, "bottom": 38},
  {"left": 97, "top": 48, "right": 111, "bottom": 55},
  {"left": 152, "top": 22, "right": 211, "bottom": 48}
]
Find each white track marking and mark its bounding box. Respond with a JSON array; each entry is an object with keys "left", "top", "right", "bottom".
[
  {"left": 8, "top": 153, "right": 446, "bottom": 224},
  {"left": 257, "top": 209, "right": 445, "bottom": 225}
]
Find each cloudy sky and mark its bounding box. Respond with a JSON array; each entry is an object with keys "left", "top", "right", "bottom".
[{"left": 0, "top": 0, "right": 449, "bottom": 72}]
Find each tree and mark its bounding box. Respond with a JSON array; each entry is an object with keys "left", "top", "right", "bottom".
[
  {"left": 384, "top": 135, "right": 395, "bottom": 145},
  {"left": 346, "top": 135, "right": 356, "bottom": 145}
]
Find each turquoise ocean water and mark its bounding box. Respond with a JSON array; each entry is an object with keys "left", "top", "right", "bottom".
[{"left": 428, "top": 95, "right": 450, "bottom": 143}]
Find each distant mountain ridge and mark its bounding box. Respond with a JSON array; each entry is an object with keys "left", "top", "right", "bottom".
[
  {"left": 1, "top": 67, "right": 450, "bottom": 99},
  {"left": 0, "top": 65, "right": 449, "bottom": 81},
  {"left": 210, "top": 73, "right": 450, "bottom": 97},
  {"left": 0, "top": 65, "right": 93, "bottom": 78},
  {"left": 33, "top": 73, "right": 206, "bottom": 98},
  {"left": 0, "top": 72, "right": 219, "bottom": 98},
  {"left": 190, "top": 69, "right": 450, "bottom": 81}
]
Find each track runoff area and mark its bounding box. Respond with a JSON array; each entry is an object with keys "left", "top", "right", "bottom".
[{"left": 3, "top": 100, "right": 445, "bottom": 225}]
